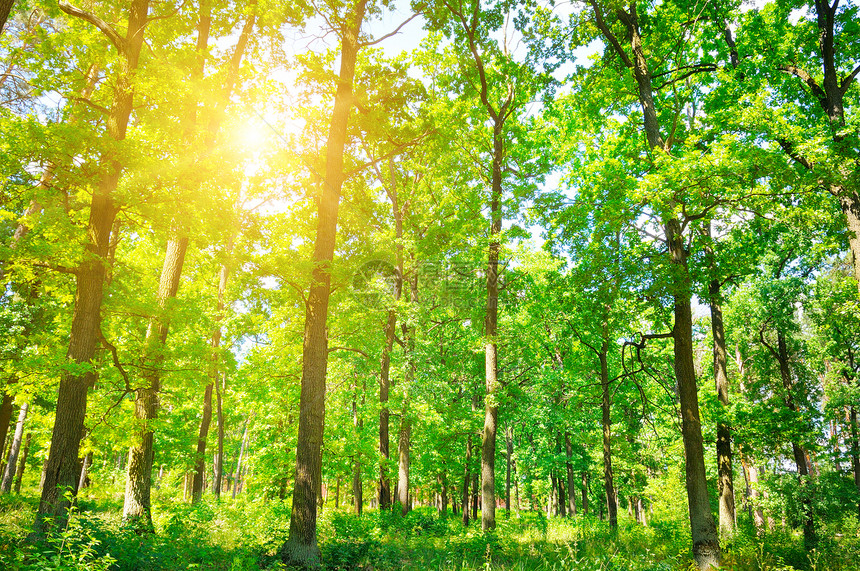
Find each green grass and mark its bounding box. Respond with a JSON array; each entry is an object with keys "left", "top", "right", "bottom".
[{"left": 1, "top": 493, "right": 858, "bottom": 570}]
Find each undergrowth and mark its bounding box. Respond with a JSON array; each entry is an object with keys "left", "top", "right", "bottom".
[{"left": 1, "top": 494, "right": 857, "bottom": 570}]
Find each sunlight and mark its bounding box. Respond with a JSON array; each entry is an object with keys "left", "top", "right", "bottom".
[{"left": 236, "top": 119, "right": 270, "bottom": 150}]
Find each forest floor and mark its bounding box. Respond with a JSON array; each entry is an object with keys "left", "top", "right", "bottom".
[{"left": 0, "top": 492, "right": 858, "bottom": 571}]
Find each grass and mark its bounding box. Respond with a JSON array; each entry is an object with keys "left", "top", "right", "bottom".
[{"left": 1, "top": 491, "right": 858, "bottom": 570}]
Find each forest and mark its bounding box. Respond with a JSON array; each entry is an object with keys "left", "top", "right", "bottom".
[{"left": 0, "top": 0, "right": 858, "bottom": 569}]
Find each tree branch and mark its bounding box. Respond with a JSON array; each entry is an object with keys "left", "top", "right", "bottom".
[
  {"left": 589, "top": 1, "right": 633, "bottom": 69},
  {"left": 779, "top": 64, "right": 828, "bottom": 110},
  {"left": 99, "top": 329, "right": 132, "bottom": 391},
  {"left": 329, "top": 346, "right": 370, "bottom": 359},
  {"left": 655, "top": 64, "right": 716, "bottom": 91},
  {"left": 59, "top": 1, "right": 126, "bottom": 54},
  {"left": 841, "top": 63, "right": 860, "bottom": 96},
  {"left": 777, "top": 138, "right": 814, "bottom": 170},
  {"left": 358, "top": 13, "right": 420, "bottom": 47}
]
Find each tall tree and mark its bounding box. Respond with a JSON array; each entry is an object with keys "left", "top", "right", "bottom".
[
  {"left": 703, "top": 224, "right": 736, "bottom": 536},
  {"left": 420, "top": 0, "right": 553, "bottom": 531},
  {"left": 585, "top": 1, "right": 724, "bottom": 566},
  {"left": 279, "top": 0, "right": 369, "bottom": 565},
  {"left": 35, "top": 0, "right": 150, "bottom": 532}
]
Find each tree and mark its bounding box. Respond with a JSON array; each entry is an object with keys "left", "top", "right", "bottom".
[
  {"left": 580, "top": 1, "right": 738, "bottom": 565},
  {"left": 35, "top": 0, "right": 150, "bottom": 533},
  {"left": 418, "top": 0, "right": 554, "bottom": 530},
  {"left": 279, "top": 0, "right": 369, "bottom": 565}
]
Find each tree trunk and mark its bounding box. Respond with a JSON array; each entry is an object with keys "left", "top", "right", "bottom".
[
  {"left": 462, "top": 436, "right": 471, "bottom": 526},
  {"left": 565, "top": 432, "right": 577, "bottom": 516},
  {"left": 197, "top": 245, "right": 232, "bottom": 504},
  {"left": 637, "top": 497, "right": 647, "bottom": 526},
  {"left": 13, "top": 432, "right": 30, "bottom": 494},
  {"left": 581, "top": 471, "right": 589, "bottom": 515},
  {"left": 123, "top": 235, "right": 189, "bottom": 531},
  {"left": 36, "top": 0, "right": 149, "bottom": 535},
  {"left": 378, "top": 304, "right": 395, "bottom": 511},
  {"left": 471, "top": 467, "right": 479, "bottom": 522},
  {"left": 0, "top": 0, "right": 14, "bottom": 36},
  {"left": 189, "top": 0, "right": 253, "bottom": 504},
  {"left": 2, "top": 402, "right": 28, "bottom": 493},
  {"left": 513, "top": 460, "right": 520, "bottom": 515},
  {"left": 351, "top": 456, "right": 362, "bottom": 514},
  {"left": 441, "top": 471, "right": 448, "bottom": 516},
  {"left": 232, "top": 416, "right": 250, "bottom": 499},
  {"left": 396, "top": 412, "right": 411, "bottom": 516},
  {"left": 192, "top": 383, "right": 213, "bottom": 504},
  {"left": 665, "top": 218, "right": 721, "bottom": 568},
  {"left": 280, "top": 1, "right": 367, "bottom": 565},
  {"left": 378, "top": 182, "right": 403, "bottom": 511},
  {"left": 505, "top": 424, "right": 513, "bottom": 519},
  {"left": 77, "top": 451, "right": 92, "bottom": 493},
  {"left": 600, "top": 343, "right": 617, "bottom": 530},
  {"left": 0, "top": 392, "right": 13, "bottom": 465},
  {"left": 773, "top": 331, "right": 816, "bottom": 546},
  {"left": 706, "top": 224, "right": 736, "bottom": 537},
  {"left": 849, "top": 404, "right": 860, "bottom": 518},
  {"left": 741, "top": 454, "right": 764, "bottom": 533},
  {"left": 556, "top": 470, "right": 566, "bottom": 517},
  {"left": 481, "top": 121, "right": 503, "bottom": 533},
  {"left": 547, "top": 475, "right": 554, "bottom": 517},
  {"left": 212, "top": 373, "right": 225, "bottom": 496},
  {"left": 396, "top": 274, "right": 416, "bottom": 517}
]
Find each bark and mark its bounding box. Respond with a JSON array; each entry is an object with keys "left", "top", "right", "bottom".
[
  {"left": 599, "top": 341, "right": 617, "bottom": 530},
  {"left": 351, "top": 374, "right": 364, "bottom": 515},
  {"left": 0, "top": 0, "right": 13, "bottom": 35},
  {"left": 0, "top": 391, "right": 13, "bottom": 463},
  {"left": 837, "top": 193, "right": 860, "bottom": 287},
  {"left": 548, "top": 474, "right": 557, "bottom": 517},
  {"left": 212, "top": 372, "right": 225, "bottom": 496},
  {"left": 774, "top": 331, "right": 816, "bottom": 546},
  {"left": 353, "top": 460, "right": 363, "bottom": 515},
  {"left": 777, "top": 1, "right": 860, "bottom": 289},
  {"left": 232, "top": 416, "right": 250, "bottom": 499},
  {"left": 191, "top": 383, "right": 213, "bottom": 504},
  {"left": 666, "top": 219, "right": 721, "bottom": 568},
  {"left": 514, "top": 460, "right": 520, "bottom": 515},
  {"left": 449, "top": 6, "right": 514, "bottom": 533},
  {"left": 565, "top": 432, "right": 577, "bottom": 516},
  {"left": 184, "top": 0, "right": 248, "bottom": 505},
  {"left": 581, "top": 472, "right": 589, "bottom": 515},
  {"left": 740, "top": 454, "right": 765, "bottom": 533},
  {"left": 373, "top": 154, "right": 406, "bottom": 515},
  {"left": 36, "top": 0, "right": 149, "bottom": 534},
  {"left": 505, "top": 425, "right": 513, "bottom": 518},
  {"left": 334, "top": 475, "right": 340, "bottom": 507},
  {"left": 378, "top": 304, "right": 395, "bottom": 511},
  {"left": 0, "top": 389, "right": 15, "bottom": 470},
  {"left": 471, "top": 467, "right": 478, "bottom": 522},
  {"left": 1, "top": 402, "right": 28, "bottom": 493},
  {"left": 396, "top": 411, "right": 411, "bottom": 517},
  {"left": 480, "top": 121, "right": 503, "bottom": 532},
  {"left": 13, "top": 432, "right": 30, "bottom": 494},
  {"left": 462, "top": 436, "right": 471, "bottom": 526},
  {"left": 280, "top": 1, "right": 367, "bottom": 565},
  {"left": 122, "top": 235, "right": 189, "bottom": 531},
  {"left": 850, "top": 404, "right": 860, "bottom": 518},
  {"left": 77, "top": 451, "right": 92, "bottom": 493},
  {"left": 557, "top": 469, "right": 566, "bottom": 517},
  {"left": 705, "top": 229, "right": 735, "bottom": 537},
  {"left": 396, "top": 274, "right": 416, "bottom": 517}
]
